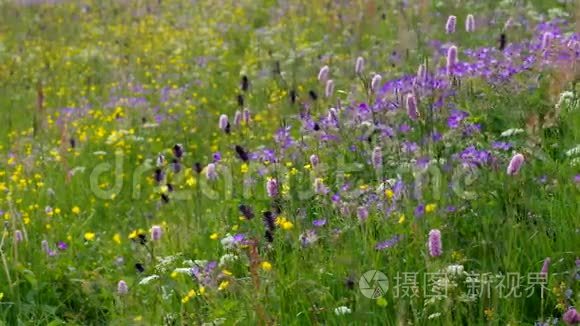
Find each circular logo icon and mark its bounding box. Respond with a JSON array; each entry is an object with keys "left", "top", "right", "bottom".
[{"left": 359, "top": 270, "right": 389, "bottom": 299}]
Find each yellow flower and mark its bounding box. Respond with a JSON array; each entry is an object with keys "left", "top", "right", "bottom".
[
  {"left": 398, "top": 214, "right": 406, "bottom": 224},
  {"left": 113, "top": 233, "right": 121, "bottom": 245},
  {"left": 210, "top": 233, "right": 219, "bottom": 240},
  {"left": 187, "top": 289, "right": 197, "bottom": 297},
  {"left": 84, "top": 232, "right": 96, "bottom": 241},
  {"left": 54, "top": 208, "right": 61, "bottom": 214},
  {"left": 218, "top": 281, "right": 230, "bottom": 291},
  {"left": 385, "top": 189, "right": 394, "bottom": 199},
  {"left": 425, "top": 203, "right": 437, "bottom": 214},
  {"left": 222, "top": 269, "right": 232, "bottom": 276},
  {"left": 199, "top": 286, "right": 206, "bottom": 295},
  {"left": 240, "top": 163, "right": 249, "bottom": 173},
  {"left": 72, "top": 206, "right": 81, "bottom": 215},
  {"left": 261, "top": 261, "right": 272, "bottom": 271},
  {"left": 281, "top": 221, "right": 294, "bottom": 230}
]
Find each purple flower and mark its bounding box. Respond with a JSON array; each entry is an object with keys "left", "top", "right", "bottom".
[
  {"left": 243, "top": 108, "right": 251, "bottom": 124},
  {"left": 310, "top": 154, "right": 319, "bottom": 167},
  {"left": 357, "top": 206, "right": 369, "bottom": 221},
  {"left": 266, "top": 178, "right": 278, "bottom": 198},
  {"left": 428, "top": 229, "right": 442, "bottom": 257},
  {"left": 371, "top": 147, "right": 382, "bottom": 169},
  {"left": 205, "top": 163, "right": 217, "bottom": 180},
  {"left": 540, "top": 257, "right": 551, "bottom": 278},
  {"left": 15, "top": 230, "right": 23, "bottom": 243},
  {"left": 563, "top": 308, "right": 580, "bottom": 325},
  {"left": 313, "top": 219, "right": 327, "bottom": 227},
  {"left": 300, "top": 230, "right": 318, "bottom": 247},
  {"left": 466, "top": 14, "right": 475, "bottom": 32},
  {"left": 218, "top": 114, "right": 229, "bottom": 132},
  {"left": 41, "top": 240, "right": 50, "bottom": 255},
  {"left": 406, "top": 93, "right": 418, "bottom": 121},
  {"left": 507, "top": 153, "right": 525, "bottom": 175},
  {"left": 371, "top": 74, "right": 382, "bottom": 93},
  {"left": 541, "top": 32, "right": 553, "bottom": 50},
  {"left": 212, "top": 152, "right": 221, "bottom": 163},
  {"left": 234, "top": 110, "right": 242, "bottom": 126},
  {"left": 318, "top": 65, "right": 330, "bottom": 83},
  {"left": 151, "top": 225, "right": 162, "bottom": 241},
  {"left": 492, "top": 141, "right": 512, "bottom": 151},
  {"left": 375, "top": 235, "right": 401, "bottom": 250},
  {"left": 574, "top": 174, "right": 580, "bottom": 184},
  {"left": 447, "top": 45, "right": 458, "bottom": 75},
  {"left": 57, "top": 241, "right": 68, "bottom": 251},
  {"left": 325, "top": 79, "right": 334, "bottom": 98},
  {"left": 446, "top": 15, "right": 457, "bottom": 34},
  {"left": 414, "top": 204, "right": 425, "bottom": 217},
  {"left": 355, "top": 56, "right": 365, "bottom": 74},
  {"left": 117, "top": 280, "right": 129, "bottom": 295}
]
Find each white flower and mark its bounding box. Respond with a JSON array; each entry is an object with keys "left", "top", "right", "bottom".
[
  {"left": 172, "top": 268, "right": 193, "bottom": 275},
  {"left": 334, "top": 306, "right": 352, "bottom": 315},
  {"left": 500, "top": 128, "right": 524, "bottom": 137},
  {"left": 565, "top": 145, "right": 580, "bottom": 157},
  {"left": 446, "top": 264, "right": 465, "bottom": 275},
  {"left": 220, "top": 234, "right": 236, "bottom": 249},
  {"left": 138, "top": 274, "right": 159, "bottom": 285},
  {"left": 428, "top": 313, "right": 442, "bottom": 319},
  {"left": 219, "top": 254, "right": 238, "bottom": 267}
]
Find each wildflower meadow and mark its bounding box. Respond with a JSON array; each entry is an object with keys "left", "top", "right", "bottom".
[{"left": 0, "top": 0, "right": 579, "bottom": 325}]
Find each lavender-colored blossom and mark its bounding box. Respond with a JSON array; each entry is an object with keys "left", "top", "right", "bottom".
[
  {"left": 540, "top": 257, "right": 551, "bottom": 278},
  {"left": 466, "top": 14, "right": 475, "bottom": 32},
  {"left": 266, "top": 178, "right": 278, "bottom": 198},
  {"left": 218, "top": 114, "right": 229, "bottom": 132},
  {"left": 117, "top": 280, "right": 129, "bottom": 295},
  {"left": 325, "top": 79, "right": 334, "bottom": 98},
  {"left": 355, "top": 56, "right": 365, "bottom": 74},
  {"left": 41, "top": 240, "right": 50, "bottom": 254},
  {"left": 151, "top": 225, "right": 162, "bottom": 241},
  {"left": 300, "top": 230, "right": 318, "bottom": 247},
  {"left": 446, "top": 15, "right": 457, "bottom": 34},
  {"left": 447, "top": 45, "right": 458, "bottom": 75},
  {"left": 371, "top": 146, "right": 382, "bottom": 169},
  {"left": 375, "top": 235, "right": 401, "bottom": 250},
  {"left": 492, "top": 141, "right": 512, "bottom": 151},
  {"left": 313, "top": 219, "right": 326, "bottom": 227},
  {"left": 233, "top": 110, "right": 242, "bottom": 126},
  {"left": 406, "top": 93, "right": 418, "bottom": 121},
  {"left": 15, "top": 230, "right": 23, "bottom": 243},
  {"left": 205, "top": 163, "right": 217, "bottom": 180},
  {"left": 507, "top": 153, "right": 525, "bottom": 175},
  {"left": 309, "top": 154, "right": 319, "bottom": 167},
  {"left": 541, "top": 32, "right": 553, "bottom": 50},
  {"left": 371, "top": 74, "right": 382, "bottom": 93},
  {"left": 563, "top": 308, "right": 580, "bottom": 325},
  {"left": 57, "top": 241, "right": 68, "bottom": 251},
  {"left": 318, "top": 65, "right": 330, "bottom": 83},
  {"left": 428, "top": 229, "right": 442, "bottom": 257},
  {"left": 417, "top": 64, "right": 427, "bottom": 83},
  {"left": 356, "top": 206, "right": 369, "bottom": 221}
]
